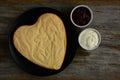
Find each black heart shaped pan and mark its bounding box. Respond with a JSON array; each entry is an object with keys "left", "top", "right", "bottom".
[{"left": 9, "top": 7, "right": 77, "bottom": 76}]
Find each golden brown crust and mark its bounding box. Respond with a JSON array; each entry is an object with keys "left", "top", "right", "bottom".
[{"left": 13, "top": 13, "right": 67, "bottom": 70}]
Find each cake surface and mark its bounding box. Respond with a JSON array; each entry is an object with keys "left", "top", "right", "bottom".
[{"left": 13, "top": 13, "right": 67, "bottom": 70}]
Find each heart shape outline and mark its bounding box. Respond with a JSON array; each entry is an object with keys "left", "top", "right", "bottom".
[
  {"left": 13, "top": 13, "right": 67, "bottom": 70},
  {"left": 9, "top": 7, "right": 77, "bottom": 76}
]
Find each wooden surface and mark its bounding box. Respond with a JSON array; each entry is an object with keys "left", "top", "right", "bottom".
[
  {"left": 0, "top": 2, "right": 120, "bottom": 80},
  {"left": 0, "top": 0, "right": 120, "bottom": 5}
]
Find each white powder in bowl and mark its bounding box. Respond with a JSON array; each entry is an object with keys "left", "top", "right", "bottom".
[{"left": 78, "top": 28, "right": 101, "bottom": 50}]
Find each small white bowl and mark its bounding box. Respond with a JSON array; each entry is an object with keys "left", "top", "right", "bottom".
[
  {"left": 78, "top": 28, "right": 101, "bottom": 50},
  {"left": 70, "top": 5, "right": 93, "bottom": 28}
]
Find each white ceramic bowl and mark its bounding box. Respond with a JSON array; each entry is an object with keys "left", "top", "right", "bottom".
[
  {"left": 70, "top": 5, "right": 93, "bottom": 28},
  {"left": 78, "top": 28, "right": 101, "bottom": 50}
]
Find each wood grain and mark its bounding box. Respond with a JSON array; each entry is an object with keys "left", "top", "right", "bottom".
[
  {"left": 0, "top": 3, "right": 120, "bottom": 80},
  {"left": 0, "top": 0, "right": 120, "bottom": 5}
]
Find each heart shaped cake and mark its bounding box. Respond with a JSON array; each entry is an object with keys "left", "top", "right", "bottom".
[{"left": 13, "top": 13, "right": 67, "bottom": 70}]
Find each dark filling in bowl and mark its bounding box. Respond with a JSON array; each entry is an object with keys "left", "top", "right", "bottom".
[{"left": 72, "top": 7, "right": 91, "bottom": 26}]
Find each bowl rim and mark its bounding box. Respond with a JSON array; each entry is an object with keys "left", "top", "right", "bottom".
[
  {"left": 70, "top": 5, "right": 93, "bottom": 28},
  {"left": 78, "top": 28, "right": 101, "bottom": 50}
]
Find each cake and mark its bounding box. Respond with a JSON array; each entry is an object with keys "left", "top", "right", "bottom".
[{"left": 13, "top": 13, "right": 67, "bottom": 70}]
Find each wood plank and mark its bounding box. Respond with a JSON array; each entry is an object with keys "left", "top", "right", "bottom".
[
  {"left": 0, "top": 3, "right": 120, "bottom": 80},
  {"left": 0, "top": 0, "right": 120, "bottom": 5}
]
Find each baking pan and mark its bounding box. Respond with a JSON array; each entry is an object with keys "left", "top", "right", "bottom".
[{"left": 9, "top": 7, "right": 77, "bottom": 76}]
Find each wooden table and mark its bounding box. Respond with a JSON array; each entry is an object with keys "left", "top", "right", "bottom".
[{"left": 0, "top": 1, "right": 120, "bottom": 80}]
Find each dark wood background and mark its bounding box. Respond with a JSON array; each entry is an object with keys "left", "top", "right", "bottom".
[{"left": 0, "top": 0, "right": 120, "bottom": 80}]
